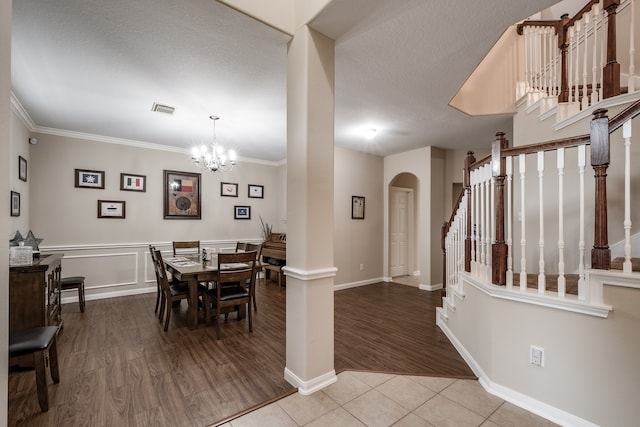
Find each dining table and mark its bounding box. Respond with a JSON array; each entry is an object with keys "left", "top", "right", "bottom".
[{"left": 163, "top": 254, "right": 257, "bottom": 329}]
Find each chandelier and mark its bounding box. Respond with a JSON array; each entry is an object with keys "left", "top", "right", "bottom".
[{"left": 191, "top": 115, "right": 236, "bottom": 172}]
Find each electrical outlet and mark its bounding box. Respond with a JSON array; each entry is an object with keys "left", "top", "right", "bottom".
[
  {"left": 530, "top": 345, "right": 544, "bottom": 367},
  {"left": 359, "top": 264, "right": 364, "bottom": 271}
]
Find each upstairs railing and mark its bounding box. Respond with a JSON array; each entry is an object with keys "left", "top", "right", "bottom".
[
  {"left": 442, "top": 100, "right": 640, "bottom": 302},
  {"left": 516, "top": 0, "right": 637, "bottom": 118}
]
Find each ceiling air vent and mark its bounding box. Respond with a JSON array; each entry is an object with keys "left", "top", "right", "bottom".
[{"left": 151, "top": 102, "right": 175, "bottom": 115}]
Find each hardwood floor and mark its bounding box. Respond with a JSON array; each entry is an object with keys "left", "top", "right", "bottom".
[{"left": 8, "top": 281, "right": 474, "bottom": 427}]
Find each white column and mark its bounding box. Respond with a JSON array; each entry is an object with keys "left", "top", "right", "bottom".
[
  {"left": 284, "top": 25, "right": 337, "bottom": 395},
  {"left": 1, "top": 0, "right": 12, "bottom": 420}
]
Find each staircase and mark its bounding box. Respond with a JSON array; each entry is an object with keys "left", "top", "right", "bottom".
[{"left": 435, "top": 1, "right": 640, "bottom": 426}]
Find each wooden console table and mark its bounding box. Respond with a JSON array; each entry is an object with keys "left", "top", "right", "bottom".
[{"left": 9, "top": 253, "right": 64, "bottom": 333}]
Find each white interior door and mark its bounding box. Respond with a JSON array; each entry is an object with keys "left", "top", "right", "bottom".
[{"left": 390, "top": 188, "right": 409, "bottom": 277}]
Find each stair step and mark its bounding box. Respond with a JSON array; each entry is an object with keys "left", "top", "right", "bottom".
[{"left": 610, "top": 257, "right": 640, "bottom": 272}]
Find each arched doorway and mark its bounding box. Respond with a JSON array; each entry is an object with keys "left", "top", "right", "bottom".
[{"left": 389, "top": 173, "right": 418, "bottom": 280}]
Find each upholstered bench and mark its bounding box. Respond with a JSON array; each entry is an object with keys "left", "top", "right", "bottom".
[
  {"left": 9, "top": 326, "right": 60, "bottom": 411},
  {"left": 61, "top": 276, "right": 86, "bottom": 312}
]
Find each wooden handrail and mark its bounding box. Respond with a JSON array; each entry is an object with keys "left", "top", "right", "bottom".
[
  {"left": 517, "top": 0, "right": 621, "bottom": 101},
  {"left": 445, "top": 100, "right": 640, "bottom": 287}
]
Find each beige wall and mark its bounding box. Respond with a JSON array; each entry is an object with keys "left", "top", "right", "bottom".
[
  {"left": 15, "top": 118, "right": 386, "bottom": 301},
  {"left": 445, "top": 274, "right": 640, "bottom": 427},
  {"left": 9, "top": 110, "right": 30, "bottom": 235},
  {"left": 334, "top": 146, "right": 384, "bottom": 287}
]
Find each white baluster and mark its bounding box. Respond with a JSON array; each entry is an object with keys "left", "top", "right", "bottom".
[
  {"left": 569, "top": 27, "right": 575, "bottom": 103},
  {"left": 600, "top": 6, "right": 606, "bottom": 101},
  {"left": 578, "top": 145, "right": 587, "bottom": 299},
  {"left": 506, "top": 156, "right": 514, "bottom": 288},
  {"left": 582, "top": 13, "right": 589, "bottom": 110},
  {"left": 479, "top": 167, "right": 486, "bottom": 277},
  {"left": 623, "top": 120, "right": 633, "bottom": 272},
  {"left": 538, "top": 151, "right": 546, "bottom": 293},
  {"left": 471, "top": 170, "right": 477, "bottom": 274},
  {"left": 484, "top": 165, "right": 492, "bottom": 281},
  {"left": 553, "top": 32, "right": 559, "bottom": 97},
  {"left": 629, "top": 0, "right": 636, "bottom": 93},
  {"left": 542, "top": 26, "right": 548, "bottom": 96},
  {"left": 524, "top": 27, "right": 531, "bottom": 93},
  {"left": 591, "top": 4, "right": 600, "bottom": 105},
  {"left": 557, "top": 148, "right": 566, "bottom": 296},
  {"left": 519, "top": 154, "right": 528, "bottom": 291},
  {"left": 575, "top": 20, "right": 581, "bottom": 105},
  {"left": 473, "top": 170, "right": 480, "bottom": 275}
]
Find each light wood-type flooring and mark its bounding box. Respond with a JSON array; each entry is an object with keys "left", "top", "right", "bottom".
[{"left": 8, "top": 280, "right": 475, "bottom": 426}]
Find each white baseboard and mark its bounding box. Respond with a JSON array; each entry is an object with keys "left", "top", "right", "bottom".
[
  {"left": 437, "top": 315, "right": 597, "bottom": 427},
  {"left": 61, "top": 285, "right": 155, "bottom": 305},
  {"left": 334, "top": 277, "right": 384, "bottom": 291},
  {"left": 419, "top": 283, "right": 442, "bottom": 291},
  {"left": 283, "top": 367, "right": 337, "bottom": 395}
]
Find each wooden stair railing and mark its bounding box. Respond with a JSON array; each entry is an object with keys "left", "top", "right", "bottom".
[
  {"left": 453, "top": 99, "right": 640, "bottom": 291},
  {"left": 517, "top": 0, "right": 626, "bottom": 107}
]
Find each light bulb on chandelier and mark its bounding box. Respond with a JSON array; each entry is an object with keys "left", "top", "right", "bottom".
[{"left": 191, "top": 115, "right": 236, "bottom": 172}]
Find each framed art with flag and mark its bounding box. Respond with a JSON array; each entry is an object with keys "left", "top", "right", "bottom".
[
  {"left": 163, "top": 170, "right": 201, "bottom": 219},
  {"left": 120, "top": 173, "right": 146, "bottom": 192}
]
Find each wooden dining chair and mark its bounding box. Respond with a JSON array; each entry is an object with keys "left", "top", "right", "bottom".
[
  {"left": 245, "top": 243, "right": 262, "bottom": 312},
  {"left": 172, "top": 240, "right": 200, "bottom": 256},
  {"left": 153, "top": 249, "right": 203, "bottom": 331},
  {"left": 235, "top": 241, "right": 247, "bottom": 252},
  {"left": 149, "top": 245, "right": 161, "bottom": 315},
  {"left": 203, "top": 251, "right": 256, "bottom": 340}
]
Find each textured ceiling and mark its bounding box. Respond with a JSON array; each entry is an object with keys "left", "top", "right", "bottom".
[{"left": 11, "top": 0, "right": 560, "bottom": 163}]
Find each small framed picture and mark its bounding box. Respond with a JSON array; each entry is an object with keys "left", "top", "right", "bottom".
[
  {"left": 248, "top": 184, "right": 264, "bottom": 199},
  {"left": 75, "top": 169, "right": 105, "bottom": 189},
  {"left": 10, "top": 191, "right": 20, "bottom": 217},
  {"left": 352, "top": 196, "right": 365, "bottom": 219},
  {"left": 120, "top": 173, "right": 146, "bottom": 192},
  {"left": 98, "top": 200, "right": 126, "bottom": 218},
  {"left": 234, "top": 205, "right": 251, "bottom": 220},
  {"left": 19, "top": 156, "right": 27, "bottom": 182},
  {"left": 221, "top": 182, "right": 238, "bottom": 197}
]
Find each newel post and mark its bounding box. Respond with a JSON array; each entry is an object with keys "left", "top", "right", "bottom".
[
  {"left": 603, "top": 0, "right": 621, "bottom": 98},
  {"left": 464, "top": 151, "right": 476, "bottom": 273},
  {"left": 558, "top": 14, "right": 570, "bottom": 103},
  {"left": 492, "top": 132, "right": 509, "bottom": 286},
  {"left": 591, "top": 109, "right": 611, "bottom": 269}
]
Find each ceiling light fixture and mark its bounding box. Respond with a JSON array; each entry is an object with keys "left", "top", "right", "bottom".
[
  {"left": 365, "top": 128, "right": 377, "bottom": 140},
  {"left": 191, "top": 115, "right": 236, "bottom": 173}
]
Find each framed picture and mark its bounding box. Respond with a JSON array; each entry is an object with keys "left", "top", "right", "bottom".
[
  {"left": 10, "top": 191, "right": 20, "bottom": 217},
  {"left": 120, "top": 173, "right": 146, "bottom": 192},
  {"left": 248, "top": 184, "right": 264, "bottom": 199},
  {"left": 234, "top": 205, "right": 251, "bottom": 220},
  {"left": 75, "top": 169, "right": 105, "bottom": 189},
  {"left": 352, "top": 196, "right": 365, "bottom": 219},
  {"left": 98, "top": 200, "right": 126, "bottom": 218},
  {"left": 221, "top": 182, "right": 238, "bottom": 197},
  {"left": 164, "top": 170, "right": 201, "bottom": 219},
  {"left": 19, "top": 156, "right": 27, "bottom": 182}
]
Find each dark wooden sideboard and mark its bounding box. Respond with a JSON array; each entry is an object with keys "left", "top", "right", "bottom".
[{"left": 9, "top": 253, "right": 64, "bottom": 333}]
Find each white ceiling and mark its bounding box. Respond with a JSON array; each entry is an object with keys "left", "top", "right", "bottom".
[{"left": 11, "top": 0, "right": 560, "bottom": 163}]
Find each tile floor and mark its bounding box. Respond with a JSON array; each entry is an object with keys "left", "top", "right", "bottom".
[{"left": 221, "top": 371, "right": 558, "bottom": 427}]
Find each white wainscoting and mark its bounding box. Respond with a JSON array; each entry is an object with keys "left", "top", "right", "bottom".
[{"left": 41, "top": 240, "right": 259, "bottom": 304}]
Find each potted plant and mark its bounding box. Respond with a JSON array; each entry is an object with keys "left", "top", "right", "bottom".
[{"left": 259, "top": 216, "right": 273, "bottom": 242}]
